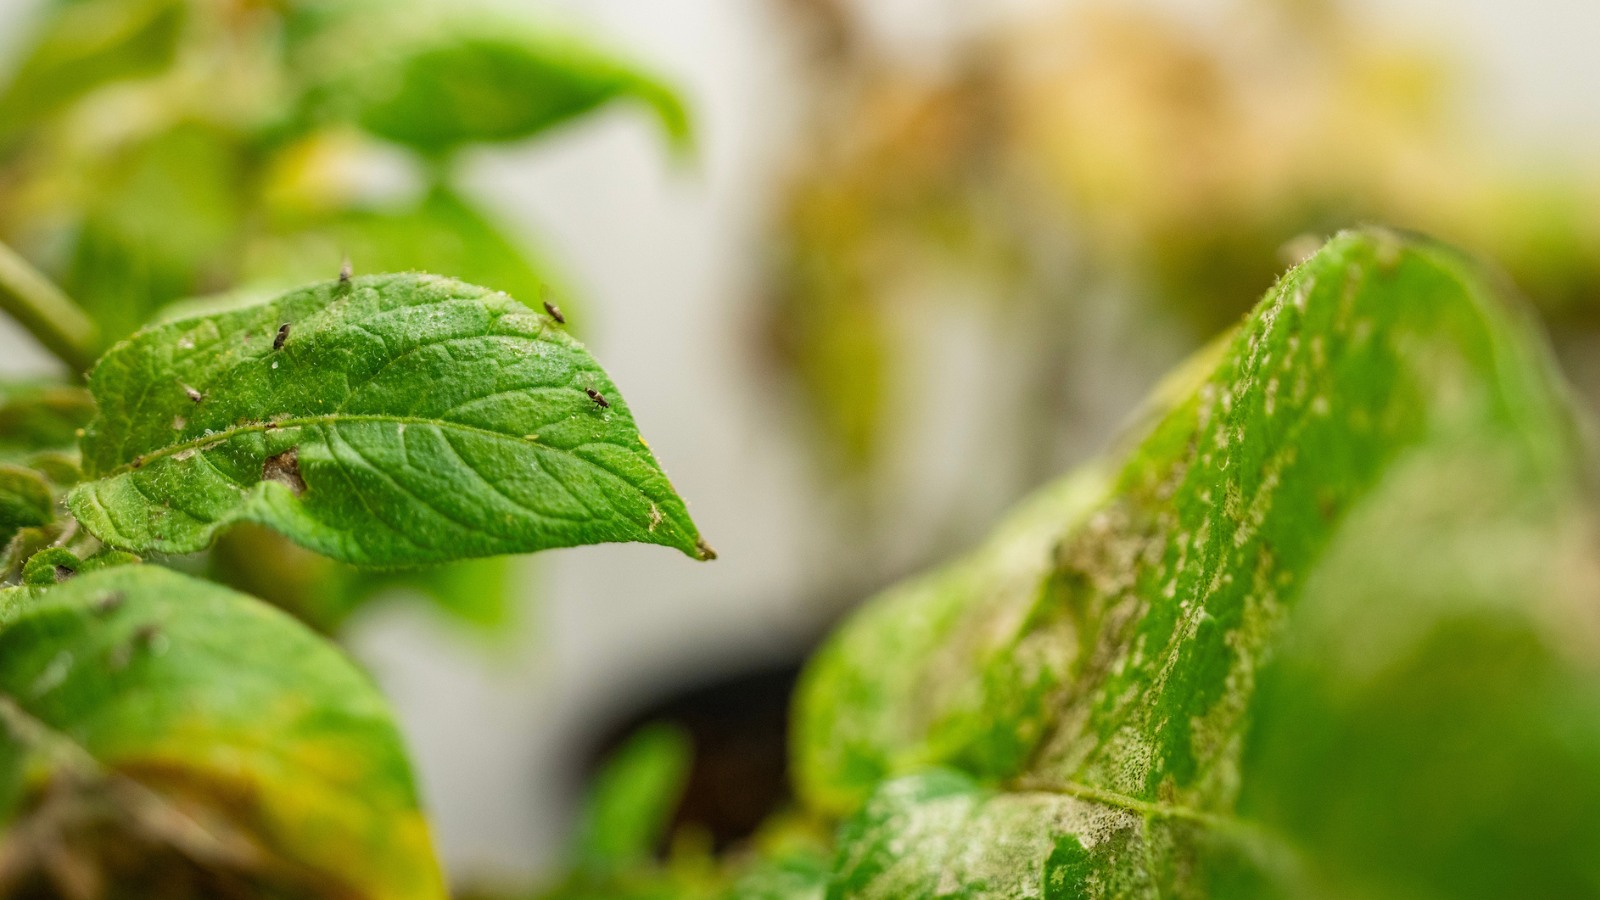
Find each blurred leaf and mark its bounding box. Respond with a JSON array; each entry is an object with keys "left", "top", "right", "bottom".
[
  {"left": 0, "top": 381, "right": 93, "bottom": 461},
  {"left": 252, "top": 186, "right": 560, "bottom": 325},
  {"left": 68, "top": 273, "right": 710, "bottom": 565},
  {"left": 724, "top": 846, "right": 829, "bottom": 900},
  {"left": 208, "top": 523, "right": 515, "bottom": 634},
  {"left": 63, "top": 122, "right": 246, "bottom": 345},
  {"left": 0, "top": 565, "right": 444, "bottom": 898},
  {"left": 792, "top": 230, "right": 1600, "bottom": 896},
  {"left": 302, "top": 16, "right": 691, "bottom": 156},
  {"left": 0, "top": 0, "right": 186, "bottom": 143},
  {"left": 0, "top": 465, "right": 54, "bottom": 549},
  {"left": 18, "top": 545, "right": 138, "bottom": 585},
  {"left": 0, "top": 381, "right": 92, "bottom": 549},
  {"left": 574, "top": 723, "right": 693, "bottom": 875}
]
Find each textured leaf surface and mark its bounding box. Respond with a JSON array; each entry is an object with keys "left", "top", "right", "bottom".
[
  {"left": 793, "top": 229, "right": 1600, "bottom": 898},
  {"left": 68, "top": 273, "right": 707, "bottom": 566},
  {"left": 0, "top": 565, "right": 443, "bottom": 898}
]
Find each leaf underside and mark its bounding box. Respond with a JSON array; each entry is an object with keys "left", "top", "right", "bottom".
[{"left": 67, "top": 273, "right": 707, "bottom": 567}]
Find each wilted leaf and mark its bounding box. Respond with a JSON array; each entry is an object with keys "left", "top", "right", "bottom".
[
  {"left": 68, "top": 273, "right": 709, "bottom": 566},
  {"left": 793, "top": 229, "right": 1600, "bottom": 897},
  {"left": 0, "top": 565, "right": 443, "bottom": 899}
]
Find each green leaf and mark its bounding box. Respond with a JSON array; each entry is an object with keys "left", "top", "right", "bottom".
[
  {"left": 573, "top": 723, "right": 693, "bottom": 875},
  {"left": 0, "top": 381, "right": 92, "bottom": 547},
  {"left": 68, "top": 273, "right": 709, "bottom": 565},
  {"left": 0, "top": 381, "right": 94, "bottom": 461},
  {"left": 794, "top": 229, "right": 1600, "bottom": 897},
  {"left": 0, "top": 565, "right": 444, "bottom": 898},
  {"left": 301, "top": 15, "right": 691, "bottom": 156},
  {"left": 0, "top": 466, "right": 54, "bottom": 534},
  {"left": 18, "top": 545, "right": 138, "bottom": 585},
  {"left": 208, "top": 523, "right": 516, "bottom": 634}
]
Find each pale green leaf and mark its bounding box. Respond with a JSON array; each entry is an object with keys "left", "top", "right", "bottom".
[
  {"left": 0, "top": 565, "right": 443, "bottom": 898},
  {"left": 67, "top": 273, "right": 709, "bottom": 566}
]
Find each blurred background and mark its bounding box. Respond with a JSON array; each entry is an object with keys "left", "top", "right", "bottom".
[{"left": 1, "top": 0, "right": 1598, "bottom": 891}]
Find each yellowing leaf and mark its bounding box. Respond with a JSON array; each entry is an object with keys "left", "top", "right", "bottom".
[{"left": 0, "top": 565, "right": 444, "bottom": 899}]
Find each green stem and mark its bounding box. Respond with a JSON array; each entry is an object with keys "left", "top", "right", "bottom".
[{"left": 0, "top": 240, "right": 99, "bottom": 372}]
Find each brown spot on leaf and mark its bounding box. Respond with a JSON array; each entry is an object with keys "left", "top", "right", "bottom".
[{"left": 261, "top": 449, "right": 306, "bottom": 496}]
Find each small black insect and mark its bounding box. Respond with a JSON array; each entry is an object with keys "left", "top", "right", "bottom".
[
  {"left": 338, "top": 257, "right": 353, "bottom": 283},
  {"left": 274, "top": 322, "right": 291, "bottom": 351},
  {"left": 585, "top": 387, "right": 610, "bottom": 409},
  {"left": 181, "top": 383, "right": 203, "bottom": 403},
  {"left": 543, "top": 300, "right": 566, "bottom": 325}
]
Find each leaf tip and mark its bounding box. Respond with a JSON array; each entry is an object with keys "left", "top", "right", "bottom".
[{"left": 693, "top": 537, "right": 717, "bottom": 561}]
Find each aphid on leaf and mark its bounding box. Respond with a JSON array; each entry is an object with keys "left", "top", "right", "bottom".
[
  {"left": 338, "top": 257, "right": 353, "bottom": 283},
  {"left": 181, "top": 383, "right": 203, "bottom": 403},
  {"left": 274, "top": 322, "right": 291, "bottom": 351},
  {"left": 540, "top": 285, "right": 566, "bottom": 325},
  {"left": 585, "top": 387, "right": 610, "bottom": 409}
]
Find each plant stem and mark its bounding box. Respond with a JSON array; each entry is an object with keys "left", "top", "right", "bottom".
[{"left": 0, "top": 239, "right": 99, "bottom": 372}]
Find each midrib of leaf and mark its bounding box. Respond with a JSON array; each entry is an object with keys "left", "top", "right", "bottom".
[
  {"left": 1007, "top": 775, "right": 1269, "bottom": 844},
  {"left": 94, "top": 411, "right": 566, "bottom": 479}
]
